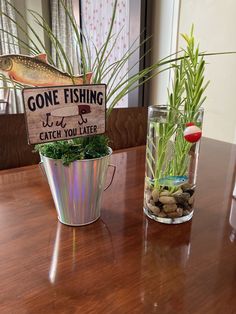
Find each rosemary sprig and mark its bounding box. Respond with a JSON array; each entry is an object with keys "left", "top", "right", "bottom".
[{"left": 146, "top": 26, "right": 208, "bottom": 189}]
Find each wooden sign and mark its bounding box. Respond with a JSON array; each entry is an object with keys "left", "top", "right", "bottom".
[{"left": 22, "top": 84, "right": 106, "bottom": 144}]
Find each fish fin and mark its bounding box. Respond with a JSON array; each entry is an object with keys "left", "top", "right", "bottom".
[
  {"left": 9, "top": 73, "right": 15, "bottom": 81},
  {"left": 34, "top": 53, "right": 48, "bottom": 63},
  {"left": 76, "top": 72, "right": 93, "bottom": 84},
  {"left": 85, "top": 72, "right": 93, "bottom": 84}
]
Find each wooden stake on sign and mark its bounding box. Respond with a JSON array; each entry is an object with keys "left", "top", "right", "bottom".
[{"left": 22, "top": 84, "right": 106, "bottom": 144}]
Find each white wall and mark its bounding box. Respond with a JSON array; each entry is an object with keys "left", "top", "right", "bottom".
[
  {"left": 149, "top": 0, "right": 179, "bottom": 106},
  {"left": 178, "top": 0, "right": 236, "bottom": 144},
  {"left": 150, "top": 0, "right": 236, "bottom": 144},
  {"left": 13, "top": 0, "right": 50, "bottom": 54},
  {"left": 13, "top": 0, "right": 28, "bottom": 55}
]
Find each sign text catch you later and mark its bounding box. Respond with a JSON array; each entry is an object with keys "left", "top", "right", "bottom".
[{"left": 23, "top": 84, "right": 106, "bottom": 144}]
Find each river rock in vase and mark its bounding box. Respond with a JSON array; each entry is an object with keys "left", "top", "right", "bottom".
[{"left": 144, "top": 182, "right": 195, "bottom": 223}]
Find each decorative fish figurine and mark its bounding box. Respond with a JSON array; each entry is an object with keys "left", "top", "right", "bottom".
[
  {"left": 159, "top": 175, "right": 188, "bottom": 187},
  {"left": 0, "top": 53, "right": 92, "bottom": 87}
]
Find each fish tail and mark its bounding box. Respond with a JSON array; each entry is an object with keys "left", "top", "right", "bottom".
[
  {"left": 85, "top": 72, "right": 93, "bottom": 84},
  {"left": 74, "top": 72, "right": 93, "bottom": 85}
]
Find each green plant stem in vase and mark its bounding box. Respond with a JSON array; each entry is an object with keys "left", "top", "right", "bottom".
[{"left": 144, "top": 28, "right": 208, "bottom": 224}]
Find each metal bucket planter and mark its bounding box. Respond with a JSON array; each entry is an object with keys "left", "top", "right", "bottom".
[{"left": 40, "top": 148, "right": 115, "bottom": 226}]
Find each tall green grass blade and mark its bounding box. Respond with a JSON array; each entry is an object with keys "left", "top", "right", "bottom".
[
  {"left": 0, "top": 10, "right": 40, "bottom": 53},
  {"left": 29, "top": 9, "right": 74, "bottom": 77},
  {"left": 93, "top": 0, "right": 118, "bottom": 83},
  {"left": 107, "top": 36, "right": 152, "bottom": 93},
  {"left": 0, "top": 29, "right": 39, "bottom": 55}
]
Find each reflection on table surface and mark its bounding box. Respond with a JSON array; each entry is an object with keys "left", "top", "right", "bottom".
[
  {"left": 0, "top": 138, "right": 235, "bottom": 313},
  {"left": 229, "top": 194, "right": 236, "bottom": 242}
]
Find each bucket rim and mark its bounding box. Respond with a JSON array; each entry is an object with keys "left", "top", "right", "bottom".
[{"left": 40, "top": 147, "right": 112, "bottom": 163}]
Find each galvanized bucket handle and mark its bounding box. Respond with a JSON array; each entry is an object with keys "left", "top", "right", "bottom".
[{"left": 104, "top": 164, "right": 116, "bottom": 191}]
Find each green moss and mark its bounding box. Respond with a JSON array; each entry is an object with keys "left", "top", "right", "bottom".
[{"left": 35, "top": 135, "right": 110, "bottom": 165}]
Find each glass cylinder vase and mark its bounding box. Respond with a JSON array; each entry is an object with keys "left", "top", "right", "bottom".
[{"left": 143, "top": 105, "right": 204, "bottom": 224}]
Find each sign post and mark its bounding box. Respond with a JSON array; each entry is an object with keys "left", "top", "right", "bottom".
[{"left": 23, "top": 84, "right": 106, "bottom": 144}]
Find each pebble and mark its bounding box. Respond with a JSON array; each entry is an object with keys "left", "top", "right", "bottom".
[
  {"left": 188, "top": 195, "right": 194, "bottom": 205},
  {"left": 163, "top": 204, "right": 177, "bottom": 213},
  {"left": 156, "top": 201, "right": 164, "bottom": 208},
  {"left": 167, "top": 211, "right": 180, "bottom": 218},
  {"left": 183, "top": 202, "right": 191, "bottom": 210},
  {"left": 145, "top": 190, "right": 151, "bottom": 203},
  {"left": 174, "top": 193, "right": 190, "bottom": 205},
  {"left": 182, "top": 192, "right": 191, "bottom": 200},
  {"left": 160, "top": 190, "right": 170, "bottom": 196},
  {"left": 149, "top": 199, "right": 155, "bottom": 206},
  {"left": 148, "top": 204, "right": 160, "bottom": 215},
  {"left": 181, "top": 183, "right": 192, "bottom": 190},
  {"left": 172, "top": 188, "right": 183, "bottom": 196},
  {"left": 146, "top": 187, "right": 194, "bottom": 220},
  {"left": 151, "top": 189, "right": 160, "bottom": 202},
  {"left": 176, "top": 207, "right": 183, "bottom": 216},
  {"left": 184, "top": 188, "right": 194, "bottom": 196},
  {"left": 183, "top": 209, "right": 191, "bottom": 216},
  {"left": 159, "top": 196, "right": 176, "bottom": 204},
  {"left": 157, "top": 211, "right": 167, "bottom": 218}
]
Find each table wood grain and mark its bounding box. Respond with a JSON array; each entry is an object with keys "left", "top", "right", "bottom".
[{"left": 0, "top": 138, "right": 235, "bottom": 314}]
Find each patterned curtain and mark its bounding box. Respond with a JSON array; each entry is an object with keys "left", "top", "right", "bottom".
[
  {"left": 81, "top": 0, "right": 129, "bottom": 108},
  {"left": 50, "top": 0, "right": 80, "bottom": 74},
  {"left": 0, "top": 0, "right": 23, "bottom": 113}
]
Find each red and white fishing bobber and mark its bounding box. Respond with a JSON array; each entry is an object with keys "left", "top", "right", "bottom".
[{"left": 183, "top": 122, "right": 202, "bottom": 143}]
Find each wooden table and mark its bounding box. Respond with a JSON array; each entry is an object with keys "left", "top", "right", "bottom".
[{"left": 0, "top": 138, "right": 235, "bottom": 314}]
